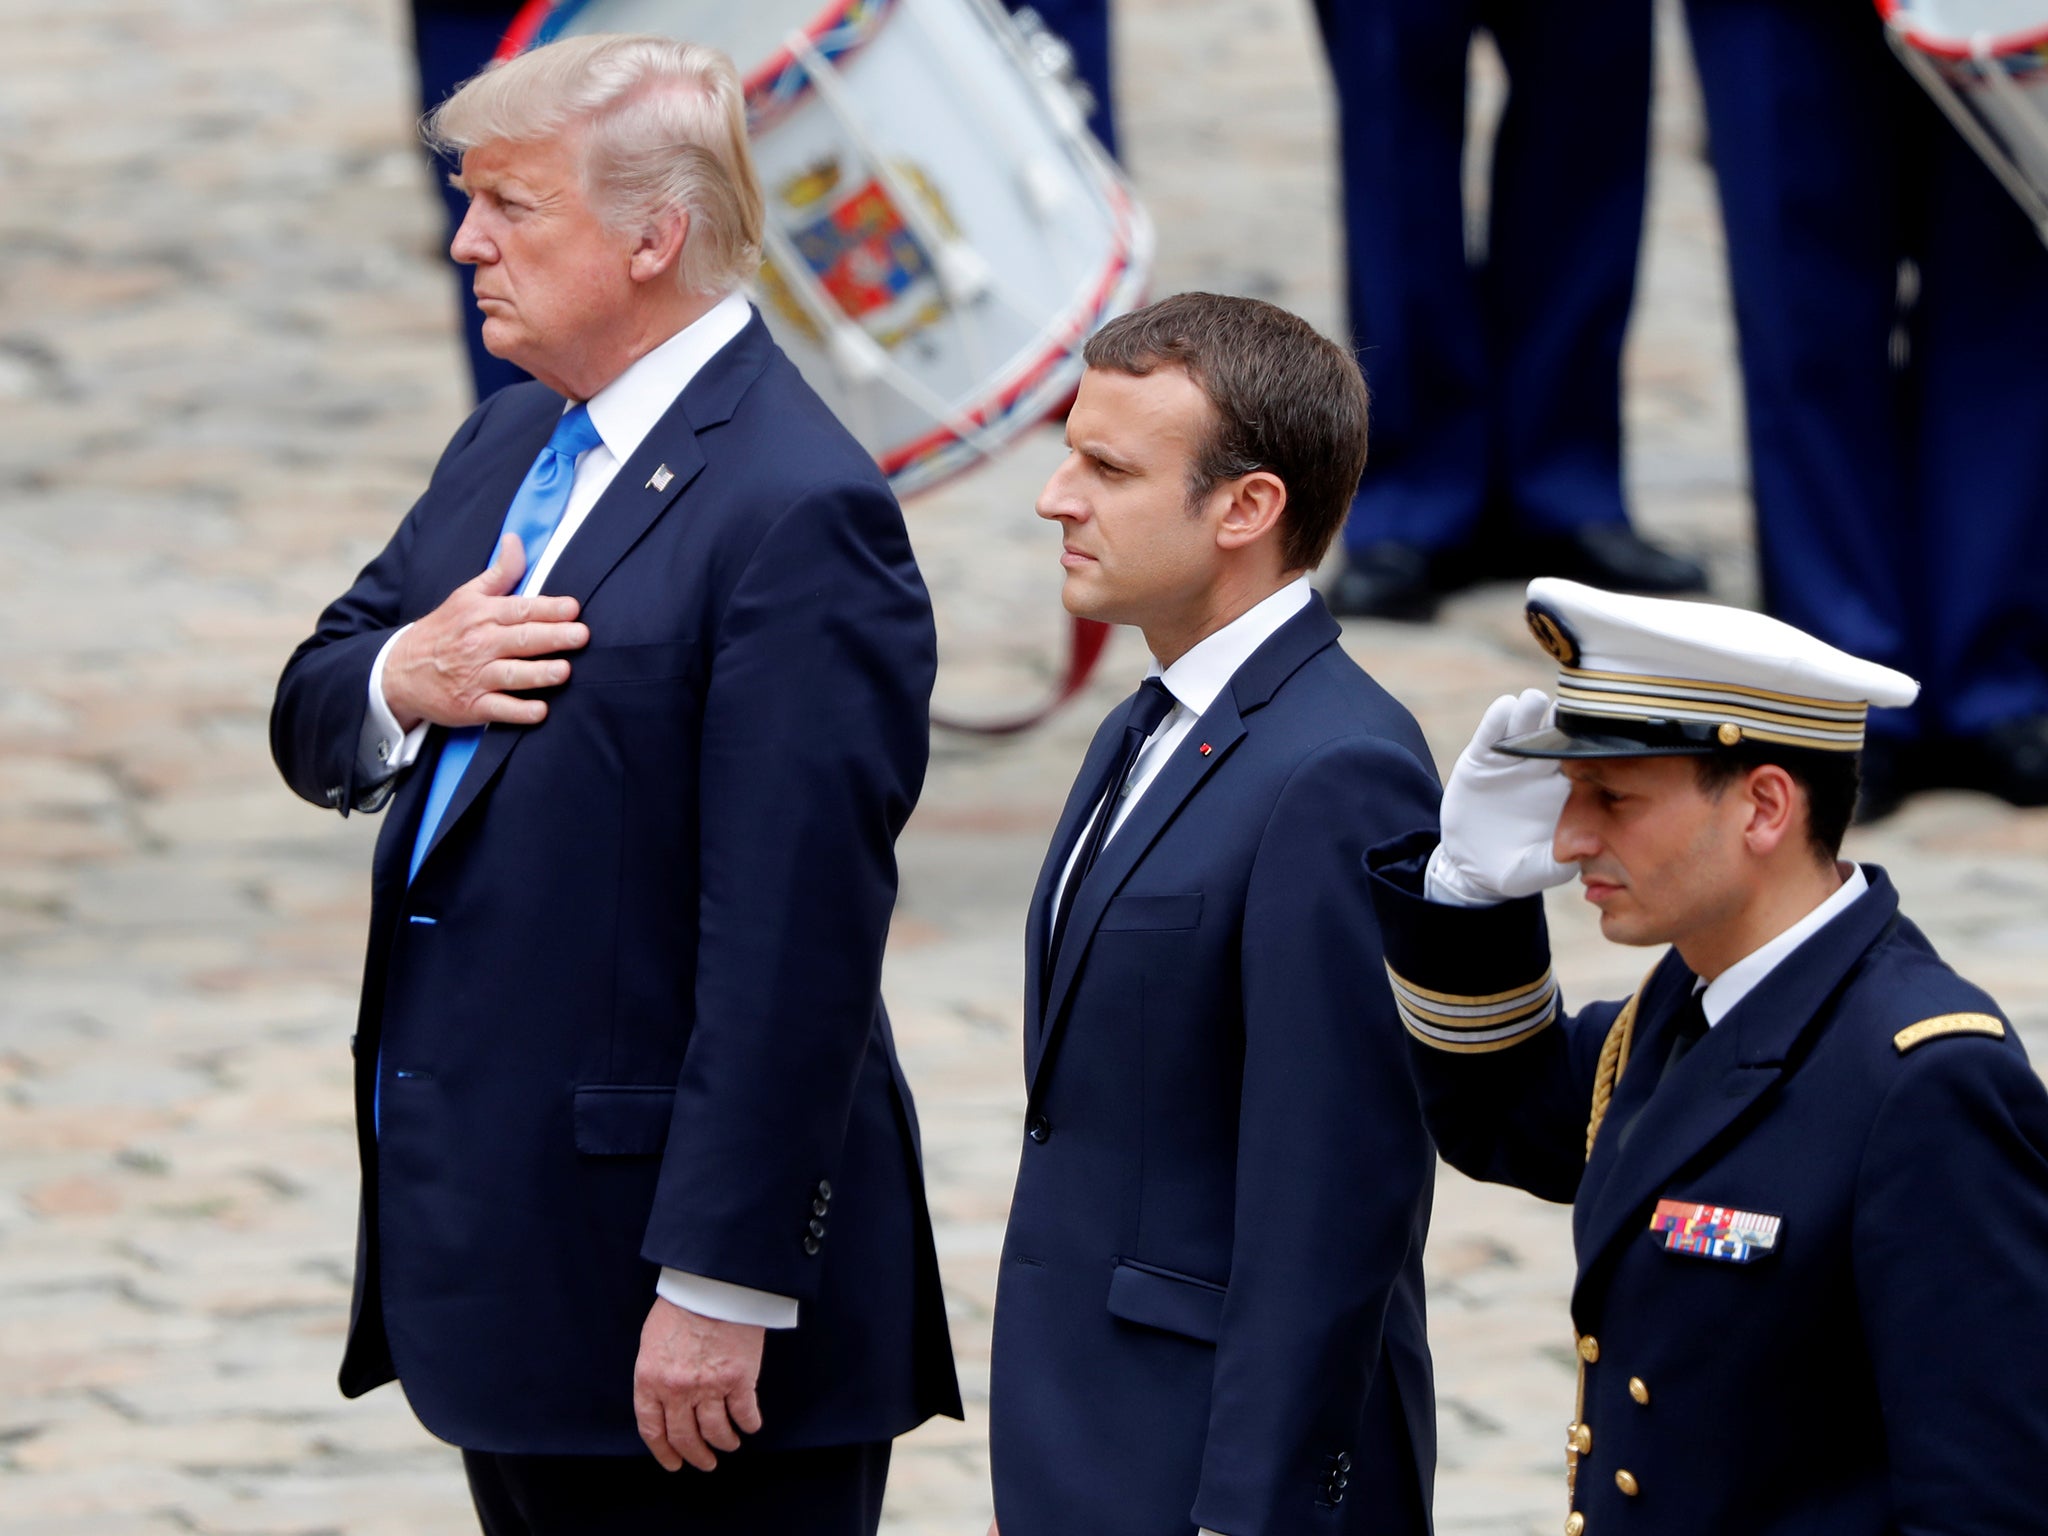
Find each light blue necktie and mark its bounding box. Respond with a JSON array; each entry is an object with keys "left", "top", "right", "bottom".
[
  {"left": 406, "top": 402, "right": 602, "bottom": 883},
  {"left": 378, "top": 402, "right": 600, "bottom": 1136}
]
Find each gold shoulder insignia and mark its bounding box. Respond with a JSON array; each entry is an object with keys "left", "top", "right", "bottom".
[{"left": 1894, "top": 1013, "right": 2006, "bottom": 1053}]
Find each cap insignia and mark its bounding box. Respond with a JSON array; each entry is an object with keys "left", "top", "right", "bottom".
[{"left": 1526, "top": 602, "right": 1580, "bottom": 666}]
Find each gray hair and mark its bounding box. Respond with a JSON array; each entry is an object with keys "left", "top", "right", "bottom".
[{"left": 426, "top": 33, "right": 765, "bottom": 298}]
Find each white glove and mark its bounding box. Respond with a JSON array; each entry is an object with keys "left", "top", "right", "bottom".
[{"left": 1425, "top": 689, "right": 1575, "bottom": 907}]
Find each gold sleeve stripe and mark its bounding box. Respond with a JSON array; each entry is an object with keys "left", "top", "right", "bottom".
[
  {"left": 1385, "top": 964, "right": 1557, "bottom": 1009},
  {"left": 1388, "top": 962, "right": 1560, "bottom": 1052},
  {"left": 1400, "top": 992, "right": 1559, "bottom": 1053},
  {"left": 1894, "top": 1013, "right": 2006, "bottom": 1053},
  {"left": 1392, "top": 989, "right": 1556, "bottom": 1030}
]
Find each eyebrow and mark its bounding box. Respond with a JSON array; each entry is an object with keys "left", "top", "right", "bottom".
[{"left": 1069, "top": 437, "right": 1139, "bottom": 474}]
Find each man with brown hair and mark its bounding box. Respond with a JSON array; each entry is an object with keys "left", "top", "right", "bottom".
[
  {"left": 987, "top": 292, "right": 1440, "bottom": 1536},
  {"left": 1368, "top": 578, "right": 2048, "bottom": 1536}
]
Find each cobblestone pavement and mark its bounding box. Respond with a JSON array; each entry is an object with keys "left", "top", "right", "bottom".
[{"left": 5, "top": 3, "right": 2047, "bottom": 1533}]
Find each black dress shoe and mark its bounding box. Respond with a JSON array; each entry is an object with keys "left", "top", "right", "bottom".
[
  {"left": 1511, "top": 524, "right": 1708, "bottom": 595},
  {"left": 1954, "top": 715, "right": 2048, "bottom": 807},
  {"left": 1327, "top": 542, "right": 1439, "bottom": 622}
]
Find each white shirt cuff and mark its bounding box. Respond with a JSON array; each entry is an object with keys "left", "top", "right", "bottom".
[
  {"left": 358, "top": 625, "right": 429, "bottom": 784},
  {"left": 656, "top": 1268, "right": 799, "bottom": 1329}
]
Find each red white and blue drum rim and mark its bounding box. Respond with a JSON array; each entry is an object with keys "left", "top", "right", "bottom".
[
  {"left": 497, "top": 0, "right": 899, "bottom": 131},
  {"left": 1878, "top": 0, "right": 2048, "bottom": 64}
]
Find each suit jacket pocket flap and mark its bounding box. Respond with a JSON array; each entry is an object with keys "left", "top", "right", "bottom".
[
  {"left": 1107, "top": 1259, "right": 1227, "bottom": 1342},
  {"left": 567, "top": 642, "right": 695, "bottom": 686},
  {"left": 573, "top": 1086, "right": 675, "bottom": 1156},
  {"left": 1100, "top": 893, "right": 1204, "bottom": 932}
]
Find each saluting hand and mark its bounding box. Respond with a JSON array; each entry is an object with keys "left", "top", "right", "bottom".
[
  {"left": 381, "top": 533, "right": 589, "bottom": 731},
  {"left": 634, "top": 1298, "right": 766, "bottom": 1472},
  {"left": 1429, "top": 689, "right": 1576, "bottom": 906}
]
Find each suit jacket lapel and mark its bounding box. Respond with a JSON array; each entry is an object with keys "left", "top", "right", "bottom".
[
  {"left": 1024, "top": 717, "right": 1125, "bottom": 1071},
  {"left": 1027, "top": 596, "right": 1343, "bottom": 1102},
  {"left": 409, "top": 314, "right": 773, "bottom": 883},
  {"left": 1571, "top": 871, "right": 1903, "bottom": 1304}
]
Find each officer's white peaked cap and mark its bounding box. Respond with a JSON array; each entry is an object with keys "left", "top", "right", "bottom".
[{"left": 1500, "top": 578, "right": 1921, "bottom": 759}]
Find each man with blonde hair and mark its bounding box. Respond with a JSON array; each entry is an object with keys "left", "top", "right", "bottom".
[{"left": 272, "top": 34, "right": 960, "bottom": 1535}]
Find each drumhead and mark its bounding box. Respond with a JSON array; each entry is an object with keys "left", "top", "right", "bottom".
[{"left": 1889, "top": 0, "right": 2048, "bottom": 51}]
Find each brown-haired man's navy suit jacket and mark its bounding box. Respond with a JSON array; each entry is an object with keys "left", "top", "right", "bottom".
[{"left": 990, "top": 593, "right": 1441, "bottom": 1536}]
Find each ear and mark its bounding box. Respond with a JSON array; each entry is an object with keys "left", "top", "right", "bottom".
[
  {"left": 1213, "top": 470, "right": 1289, "bottom": 555},
  {"left": 628, "top": 210, "right": 689, "bottom": 285},
  {"left": 1739, "top": 763, "right": 1802, "bottom": 857}
]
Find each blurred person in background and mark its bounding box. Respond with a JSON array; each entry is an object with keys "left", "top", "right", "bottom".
[
  {"left": 1315, "top": 1, "right": 1707, "bottom": 620},
  {"left": 1683, "top": 0, "right": 2048, "bottom": 818}
]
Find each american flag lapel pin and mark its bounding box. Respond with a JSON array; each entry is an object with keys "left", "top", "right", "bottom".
[{"left": 646, "top": 464, "right": 674, "bottom": 492}]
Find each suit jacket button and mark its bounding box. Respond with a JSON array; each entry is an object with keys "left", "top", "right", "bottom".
[
  {"left": 813, "top": 1197, "right": 830, "bottom": 1217},
  {"left": 1578, "top": 1334, "right": 1600, "bottom": 1363},
  {"left": 1615, "top": 1469, "right": 1639, "bottom": 1497},
  {"left": 325, "top": 785, "right": 344, "bottom": 806},
  {"left": 808, "top": 1218, "right": 826, "bottom": 1239},
  {"left": 1565, "top": 1515, "right": 1585, "bottom": 1536},
  {"left": 803, "top": 1235, "right": 821, "bottom": 1257},
  {"left": 816, "top": 1179, "right": 833, "bottom": 1201},
  {"left": 1026, "top": 1113, "right": 1051, "bottom": 1143},
  {"left": 1336, "top": 1452, "right": 1352, "bottom": 1473},
  {"left": 1629, "top": 1377, "right": 1650, "bottom": 1406}
]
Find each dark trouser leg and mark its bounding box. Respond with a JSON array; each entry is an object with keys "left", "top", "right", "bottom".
[
  {"left": 1685, "top": 0, "right": 1919, "bottom": 731},
  {"left": 1902, "top": 89, "right": 2048, "bottom": 740},
  {"left": 463, "top": 1441, "right": 892, "bottom": 1536},
  {"left": 1316, "top": 0, "right": 1490, "bottom": 558},
  {"left": 1483, "top": 0, "right": 1651, "bottom": 537}
]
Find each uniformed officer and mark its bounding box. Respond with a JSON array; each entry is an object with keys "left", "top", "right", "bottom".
[{"left": 1367, "top": 578, "right": 2048, "bottom": 1535}]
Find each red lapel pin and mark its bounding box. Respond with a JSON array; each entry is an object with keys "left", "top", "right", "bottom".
[{"left": 1199, "top": 743, "right": 1212, "bottom": 756}]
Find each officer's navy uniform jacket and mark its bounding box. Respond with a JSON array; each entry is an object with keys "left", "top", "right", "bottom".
[
  {"left": 271, "top": 313, "right": 962, "bottom": 1456},
  {"left": 991, "top": 597, "right": 1442, "bottom": 1536},
  {"left": 1368, "top": 832, "right": 2048, "bottom": 1535}
]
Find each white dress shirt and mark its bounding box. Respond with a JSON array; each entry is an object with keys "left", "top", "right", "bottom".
[
  {"left": 1047, "top": 575, "right": 1314, "bottom": 941},
  {"left": 355, "top": 291, "right": 797, "bottom": 1330},
  {"left": 1697, "top": 862, "right": 1868, "bottom": 1024}
]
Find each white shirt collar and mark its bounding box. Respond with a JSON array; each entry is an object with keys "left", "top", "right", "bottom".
[
  {"left": 581, "top": 290, "right": 752, "bottom": 464},
  {"left": 1148, "top": 575, "right": 1315, "bottom": 719},
  {"left": 1699, "top": 862, "right": 1870, "bottom": 1025}
]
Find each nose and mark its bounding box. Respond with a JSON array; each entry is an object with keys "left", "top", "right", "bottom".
[
  {"left": 450, "top": 201, "right": 494, "bottom": 267},
  {"left": 1552, "top": 789, "right": 1599, "bottom": 865},
  {"left": 1035, "top": 455, "right": 1083, "bottom": 525}
]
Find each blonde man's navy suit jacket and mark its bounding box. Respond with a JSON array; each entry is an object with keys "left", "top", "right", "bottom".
[
  {"left": 990, "top": 597, "right": 1442, "bottom": 1536},
  {"left": 271, "top": 314, "right": 962, "bottom": 1455}
]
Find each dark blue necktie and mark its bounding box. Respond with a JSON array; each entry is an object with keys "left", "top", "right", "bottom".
[
  {"left": 1047, "top": 678, "right": 1178, "bottom": 966},
  {"left": 406, "top": 402, "right": 602, "bottom": 883}
]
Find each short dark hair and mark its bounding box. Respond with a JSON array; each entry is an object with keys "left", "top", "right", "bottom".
[
  {"left": 1694, "top": 747, "right": 1861, "bottom": 862},
  {"left": 1081, "top": 292, "right": 1369, "bottom": 570}
]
